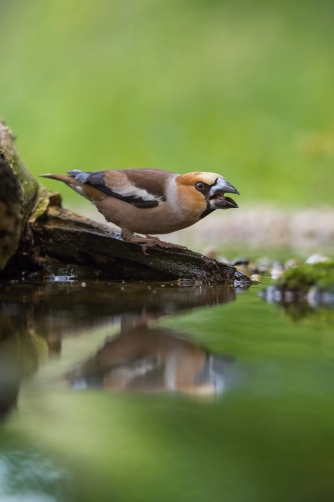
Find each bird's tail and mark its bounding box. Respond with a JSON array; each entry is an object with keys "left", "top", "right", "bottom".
[
  {"left": 39, "top": 170, "right": 91, "bottom": 185},
  {"left": 39, "top": 173, "right": 74, "bottom": 184}
]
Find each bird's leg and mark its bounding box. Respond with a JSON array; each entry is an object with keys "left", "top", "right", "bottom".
[
  {"left": 120, "top": 229, "right": 158, "bottom": 255},
  {"left": 121, "top": 228, "right": 134, "bottom": 241},
  {"left": 144, "top": 234, "right": 188, "bottom": 253},
  {"left": 130, "top": 236, "right": 163, "bottom": 255}
]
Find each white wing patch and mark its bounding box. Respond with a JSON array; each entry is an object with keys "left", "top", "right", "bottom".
[{"left": 112, "top": 185, "right": 164, "bottom": 204}]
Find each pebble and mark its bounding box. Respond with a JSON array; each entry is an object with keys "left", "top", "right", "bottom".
[
  {"left": 284, "top": 259, "right": 300, "bottom": 269},
  {"left": 306, "top": 253, "right": 331, "bottom": 264},
  {"left": 270, "top": 268, "right": 284, "bottom": 280},
  {"left": 202, "top": 246, "right": 229, "bottom": 263},
  {"left": 230, "top": 258, "right": 251, "bottom": 276},
  {"left": 256, "top": 257, "right": 272, "bottom": 274},
  {"left": 218, "top": 257, "right": 230, "bottom": 265},
  {"left": 203, "top": 246, "right": 219, "bottom": 260},
  {"left": 231, "top": 258, "right": 249, "bottom": 266},
  {"left": 177, "top": 279, "right": 194, "bottom": 286},
  {"left": 270, "top": 261, "right": 285, "bottom": 279},
  {"left": 235, "top": 264, "right": 253, "bottom": 277}
]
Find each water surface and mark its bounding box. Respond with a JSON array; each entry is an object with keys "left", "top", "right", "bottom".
[{"left": 0, "top": 280, "right": 333, "bottom": 502}]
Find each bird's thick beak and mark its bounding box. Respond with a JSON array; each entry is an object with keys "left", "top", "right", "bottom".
[{"left": 209, "top": 178, "right": 240, "bottom": 209}]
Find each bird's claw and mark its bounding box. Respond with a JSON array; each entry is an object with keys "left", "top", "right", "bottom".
[{"left": 145, "top": 234, "right": 162, "bottom": 241}]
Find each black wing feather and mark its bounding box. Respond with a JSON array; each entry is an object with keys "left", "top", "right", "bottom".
[
  {"left": 68, "top": 170, "right": 161, "bottom": 208},
  {"left": 88, "top": 183, "right": 160, "bottom": 208}
]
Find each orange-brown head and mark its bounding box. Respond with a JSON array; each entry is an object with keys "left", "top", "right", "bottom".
[{"left": 175, "top": 172, "right": 239, "bottom": 220}]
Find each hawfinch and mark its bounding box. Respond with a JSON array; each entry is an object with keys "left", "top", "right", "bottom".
[{"left": 40, "top": 169, "right": 239, "bottom": 253}]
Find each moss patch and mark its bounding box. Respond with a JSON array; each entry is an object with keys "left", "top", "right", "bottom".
[{"left": 276, "top": 261, "right": 334, "bottom": 292}]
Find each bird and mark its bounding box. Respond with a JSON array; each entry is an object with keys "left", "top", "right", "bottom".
[{"left": 40, "top": 168, "right": 239, "bottom": 254}]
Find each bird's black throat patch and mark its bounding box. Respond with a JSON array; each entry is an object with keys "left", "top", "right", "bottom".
[{"left": 199, "top": 206, "right": 215, "bottom": 220}]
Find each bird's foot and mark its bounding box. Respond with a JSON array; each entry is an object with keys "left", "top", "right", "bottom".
[
  {"left": 131, "top": 236, "right": 187, "bottom": 255},
  {"left": 145, "top": 234, "right": 162, "bottom": 241}
]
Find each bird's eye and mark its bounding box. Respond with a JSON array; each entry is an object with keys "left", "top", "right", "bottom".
[{"left": 195, "top": 182, "right": 205, "bottom": 192}]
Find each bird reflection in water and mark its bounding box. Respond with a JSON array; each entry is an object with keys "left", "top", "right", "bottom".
[
  {"left": 67, "top": 316, "right": 235, "bottom": 396},
  {"left": 0, "top": 281, "right": 241, "bottom": 418}
]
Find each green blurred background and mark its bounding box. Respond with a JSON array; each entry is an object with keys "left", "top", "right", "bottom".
[{"left": 1, "top": 0, "right": 333, "bottom": 206}]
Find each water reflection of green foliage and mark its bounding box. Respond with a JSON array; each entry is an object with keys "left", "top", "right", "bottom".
[{"left": 277, "top": 301, "right": 334, "bottom": 328}]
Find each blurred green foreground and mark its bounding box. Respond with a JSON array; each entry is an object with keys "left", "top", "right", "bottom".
[
  {"left": 1, "top": 281, "right": 334, "bottom": 502},
  {"left": 0, "top": 0, "right": 333, "bottom": 207}
]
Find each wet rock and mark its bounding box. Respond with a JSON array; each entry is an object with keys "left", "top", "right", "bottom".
[{"left": 233, "top": 270, "right": 252, "bottom": 287}]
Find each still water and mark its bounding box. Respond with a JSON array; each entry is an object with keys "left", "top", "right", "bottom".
[{"left": 0, "top": 279, "right": 334, "bottom": 502}]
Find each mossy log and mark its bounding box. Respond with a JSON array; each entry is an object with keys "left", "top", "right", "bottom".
[
  {"left": 0, "top": 121, "right": 249, "bottom": 284},
  {"left": 0, "top": 155, "right": 22, "bottom": 269}
]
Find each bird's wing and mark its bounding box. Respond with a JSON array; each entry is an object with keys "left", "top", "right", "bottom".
[{"left": 68, "top": 168, "right": 174, "bottom": 208}]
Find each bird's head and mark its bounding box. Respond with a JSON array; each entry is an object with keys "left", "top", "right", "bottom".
[{"left": 176, "top": 172, "right": 239, "bottom": 218}]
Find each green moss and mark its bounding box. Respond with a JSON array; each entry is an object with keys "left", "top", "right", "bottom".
[
  {"left": 276, "top": 261, "right": 334, "bottom": 292},
  {"left": 0, "top": 124, "right": 39, "bottom": 227},
  {"left": 29, "top": 185, "right": 53, "bottom": 223}
]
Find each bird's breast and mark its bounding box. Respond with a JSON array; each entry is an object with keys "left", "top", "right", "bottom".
[{"left": 96, "top": 197, "right": 203, "bottom": 234}]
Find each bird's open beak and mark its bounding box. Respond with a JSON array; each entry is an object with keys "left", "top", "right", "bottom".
[{"left": 209, "top": 178, "right": 240, "bottom": 209}]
